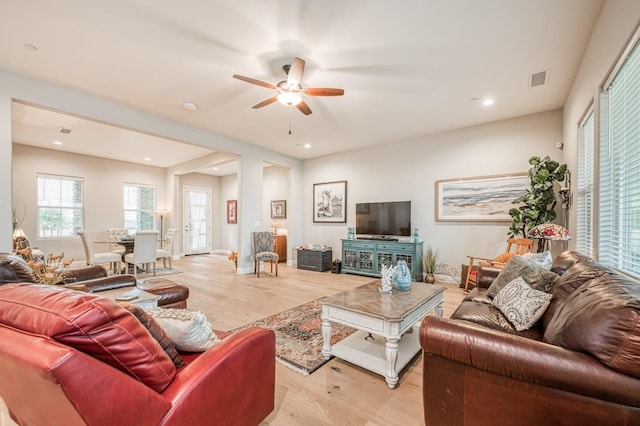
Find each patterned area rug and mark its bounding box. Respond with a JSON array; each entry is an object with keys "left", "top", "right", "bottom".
[{"left": 231, "top": 299, "right": 356, "bottom": 375}]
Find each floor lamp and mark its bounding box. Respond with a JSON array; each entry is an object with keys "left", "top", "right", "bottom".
[{"left": 157, "top": 210, "right": 168, "bottom": 239}]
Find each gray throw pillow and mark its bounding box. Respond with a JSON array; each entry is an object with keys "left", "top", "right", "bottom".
[
  {"left": 492, "top": 276, "right": 552, "bottom": 331},
  {"left": 487, "top": 255, "right": 558, "bottom": 298}
]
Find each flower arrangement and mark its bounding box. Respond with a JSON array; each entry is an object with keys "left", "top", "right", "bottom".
[
  {"left": 228, "top": 251, "right": 238, "bottom": 267},
  {"left": 17, "top": 248, "right": 73, "bottom": 285}
]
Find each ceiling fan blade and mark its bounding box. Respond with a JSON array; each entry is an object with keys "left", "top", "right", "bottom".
[
  {"left": 233, "top": 74, "right": 277, "bottom": 90},
  {"left": 287, "top": 57, "right": 305, "bottom": 89},
  {"left": 304, "top": 88, "right": 345, "bottom": 96},
  {"left": 252, "top": 96, "right": 278, "bottom": 109},
  {"left": 296, "top": 100, "right": 312, "bottom": 115}
]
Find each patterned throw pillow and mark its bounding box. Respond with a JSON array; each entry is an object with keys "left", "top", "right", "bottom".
[
  {"left": 146, "top": 308, "right": 219, "bottom": 352},
  {"left": 492, "top": 276, "right": 553, "bottom": 331},
  {"left": 487, "top": 256, "right": 558, "bottom": 298}
]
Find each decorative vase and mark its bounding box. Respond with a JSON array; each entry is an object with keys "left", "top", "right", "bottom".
[{"left": 425, "top": 274, "right": 436, "bottom": 284}]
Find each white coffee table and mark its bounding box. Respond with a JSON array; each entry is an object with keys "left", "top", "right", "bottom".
[{"left": 321, "top": 280, "right": 445, "bottom": 388}]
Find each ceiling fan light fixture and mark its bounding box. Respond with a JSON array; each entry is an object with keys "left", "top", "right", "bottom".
[{"left": 277, "top": 92, "right": 302, "bottom": 106}]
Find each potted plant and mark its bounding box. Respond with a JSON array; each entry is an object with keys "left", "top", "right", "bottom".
[
  {"left": 508, "top": 155, "right": 567, "bottom": 251},
  {"left": 423, "top": 245, "right": 439, "bottom": 284}
]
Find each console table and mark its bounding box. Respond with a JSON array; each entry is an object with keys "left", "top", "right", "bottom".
[{"left": 341, "top": 239, "right": 423, "bottom": 281}]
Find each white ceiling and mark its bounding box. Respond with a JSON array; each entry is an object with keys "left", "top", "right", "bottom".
[{"left": 0, "top": 0, "right": 604, "bottom": 171}]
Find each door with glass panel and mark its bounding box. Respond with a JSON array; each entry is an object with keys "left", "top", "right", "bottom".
[{"left": 182, "top": 186, "right": 211, "bottom": 255}]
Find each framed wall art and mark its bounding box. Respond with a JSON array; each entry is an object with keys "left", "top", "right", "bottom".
[
  {"left": 313, "top": 180, "right": 347, "bottom": 223},
  {"left": 271, "top": 200, "right": 286, "bottom": 219},
  {"left": 435, "top": 173, "right": 528, "bottom": 222},
  {"left": 227, "top": 200, "right": 237, "bottom": 224}
]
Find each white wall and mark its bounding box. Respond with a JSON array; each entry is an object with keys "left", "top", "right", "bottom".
[
  {"left": 303, "top": 110, "right": 563, "bottom": 271},
  {"left": 562, "top": 0, "right": 640, "bottom": 255},
  {"left": 12, "top": 144, "right": 166, "bottom": 261}
]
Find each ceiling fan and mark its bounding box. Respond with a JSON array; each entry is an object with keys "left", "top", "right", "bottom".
[{"left": 233, "top": 57, "right": 344, "bottom": 115}]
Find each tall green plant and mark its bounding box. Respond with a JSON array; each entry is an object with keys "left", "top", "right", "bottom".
[{"left": 509, "top": 155, "right": 567, "bottom": 238}]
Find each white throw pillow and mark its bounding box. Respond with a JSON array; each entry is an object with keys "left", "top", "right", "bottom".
[
  {"left": 146, "top": 308, "right": 219, "bottom": 352},
  {"left": 521, "top": 251, "right": 553, "bottom": 270},
  {"left": 492, "top": 276, "right": 552, "bottom": 331}
]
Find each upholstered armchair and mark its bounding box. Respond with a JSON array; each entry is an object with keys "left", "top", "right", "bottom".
[
  {"left": 252, "top": 231, "right": 279, "bottom": 277},
  {"left": 0, "top": 283, "right": 276, "bottom": 426}
]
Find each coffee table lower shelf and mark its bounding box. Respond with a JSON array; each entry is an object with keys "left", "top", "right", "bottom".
[{"left": 330, "top": 326, "right": 420, "bottom": 378}]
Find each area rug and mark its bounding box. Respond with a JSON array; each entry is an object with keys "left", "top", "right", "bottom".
[{"left": 231, "top": 299, "right": 356, "bottom": 375}]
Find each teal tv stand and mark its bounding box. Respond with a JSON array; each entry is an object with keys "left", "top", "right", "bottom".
[{"left": 341, "top": 239, "right": 424, "bottom": 282}]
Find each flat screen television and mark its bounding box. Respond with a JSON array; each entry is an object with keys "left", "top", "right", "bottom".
[{"left": 355, "top": 201, "right": 411, "bottom": 237}]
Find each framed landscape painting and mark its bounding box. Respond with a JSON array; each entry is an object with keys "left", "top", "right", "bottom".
[
  {"left": 435, "top": 173, "right": 528, "bottom": 222},
  {"left": 313, "top": 180, "right": 347, "bottom": 223}
]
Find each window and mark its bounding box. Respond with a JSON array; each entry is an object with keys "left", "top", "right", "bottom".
[
  {"left": 123, "top": 183, "right": 156, "bottom": 232},
  {"left": 598, "top": 33, "right": 640, "bottom": 278},
  {"left": 576, "top": 109, "right": 595, "bottom": 257},
  {"left": 37, "top": 174, "right": 84, "bottom": 238}
]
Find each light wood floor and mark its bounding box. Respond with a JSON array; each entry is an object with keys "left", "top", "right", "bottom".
[
  {"left": 1, "top": 254, "right": 465, "bottom": 426},
  {"left": 173, "top": 254, "right": 465, "bottom": 426}
]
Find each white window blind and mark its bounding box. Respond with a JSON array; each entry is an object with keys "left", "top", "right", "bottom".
[
  {"left": 599, "top": 36, "right": 640, "bottom": 277},
  {"left": 123, "top": 183, "right": 156, "bottom": 232},
  {"left": 576, "top": 109, "right": 595, "bottom": 257},
  {"left": 37, "top": 174, "right": 84, "bottom": 238}
]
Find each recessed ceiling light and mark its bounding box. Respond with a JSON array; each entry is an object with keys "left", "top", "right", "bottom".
[
  {"left": 482, "top": 98, "right": 494, "bottom": 106},
  {"left": 143, "top": 157, "right": 151, "bottom": 161},
  {"left": 23, "top": 43, "right": 38, "bottom": 51},
  {"left": 212, "top": 167, "right": 219, "bottom": 171},
  {"left": 52, "top": 140, "right": 62, "bottom": 145},
  {"left": 182, "top": 102, "right": 198, "bottom": 111},
  {"left": 303, "top": 143, "right": 311, "bottom": 149}
]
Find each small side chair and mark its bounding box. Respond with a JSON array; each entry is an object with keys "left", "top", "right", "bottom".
[{"left": 252, "top": 231, "right": 279, "bottom": 278}]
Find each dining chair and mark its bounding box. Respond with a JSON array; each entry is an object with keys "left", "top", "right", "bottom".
[
  {"left": 252, "top": 231, "right": 279, "bottom": 278},
  {"left": 124, "top": 230, "right": 159, "bottom": 277},
  {"left": 156, "top": 228, "right": 178, "bottom": 268},
  {"left": 77, "top": 230, "right": 122, "bottom": 274},
  {"left": 107, "top": 228, "right": 129, "bottom": 256}
]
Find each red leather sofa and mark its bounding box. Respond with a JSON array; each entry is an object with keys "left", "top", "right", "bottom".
[
  {"left": 420, "top": 251, "right": 640, "bottom": 425},
  {"left": 0, "top": 283, "right": 276, "bottom": 425},
  {"left": 0, "top": 253, "right": 189, "bottom": 308}
]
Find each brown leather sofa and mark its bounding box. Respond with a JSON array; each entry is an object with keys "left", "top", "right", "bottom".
[
  {"left": 0, "top": 283, "right": 275, "bottom": 425},
  {"left": 0, "top": 253, "right": 189, "bottom": 308},
  {"left": 420, "top": 250, "right": 640, "bottom": 425}
]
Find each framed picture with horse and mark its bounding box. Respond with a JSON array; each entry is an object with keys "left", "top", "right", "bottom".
[{"left": 313, "top": 180, "right": 347, "bottom": 223}]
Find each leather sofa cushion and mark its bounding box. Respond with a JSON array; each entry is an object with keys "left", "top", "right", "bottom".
[
  {"left": 0, "top": 283, "right": 176, "bottom": 392},
  {"left": 541, "top": 261, "right": 613, "bottom": 330},
  {"left": 0, "top": 254, "right": 36, "bottom": 284},
  {"left": 450, "top": 297, "right": 543, "bottom": 340},
  {"left": 550, "top": 250, "right": 600, "bottom": 275},
  {"left": 544, "top": 274, "right": 640, "bottom": 378}
]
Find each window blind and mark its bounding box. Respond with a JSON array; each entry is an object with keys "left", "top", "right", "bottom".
[
  {"left": 123, "top": 183, "right": 157, "bottom": 231},
  {"left": 599, "top": 37, "right": 640, "bottom": 277},
  {"left": 37, "top": 174, "right": 84, "bottom": 238},
  {"left": 577, "top": 110, "right": 595, "bottom": 257}
]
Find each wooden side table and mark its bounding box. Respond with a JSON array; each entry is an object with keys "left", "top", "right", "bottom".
[{"left": 274, "top": 235, "right": 287, "bottom": 263}]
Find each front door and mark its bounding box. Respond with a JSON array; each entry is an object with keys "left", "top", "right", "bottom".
[{"left": 182, "top": 186, "right": 211, "bottom": 255}]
